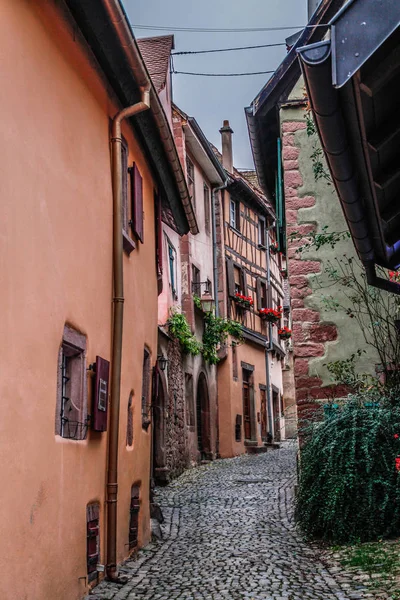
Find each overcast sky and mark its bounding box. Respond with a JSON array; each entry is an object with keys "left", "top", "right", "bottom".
[{"left": 123, "top": 0, "right": 308, "bottom": 168}]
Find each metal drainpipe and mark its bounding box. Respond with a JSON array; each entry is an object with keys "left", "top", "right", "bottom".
[
  {"left": 211, "top": 181, "right": 227, "bottom": 458},
  {"left": 106, "top": 87, "right": 150, "bottom": 582},
  {"left": 265, "top": 224, "right": 276, "bottom": 439}
]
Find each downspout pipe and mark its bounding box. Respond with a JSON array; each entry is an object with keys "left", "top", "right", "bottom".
[
  {"left": 265, "top": 224, "right": 276, "bottom": 438},
  {"left": 211, "top": 180, "right": 227, "bottom": 459},
  {"left": 211, "top": 181, "right": 228, "bottom": 319},
  {"left": 107, "top": 87, "right": 150, "bottom": 582}
]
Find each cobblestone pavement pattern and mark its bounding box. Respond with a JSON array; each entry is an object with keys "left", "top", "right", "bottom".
[{"left": 88, "top": 443, "right": 374, "bottom": 600}]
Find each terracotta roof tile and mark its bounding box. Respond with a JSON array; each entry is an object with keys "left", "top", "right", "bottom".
[{"left": 137, "top": 35, "right": 174, "bottom": 93}]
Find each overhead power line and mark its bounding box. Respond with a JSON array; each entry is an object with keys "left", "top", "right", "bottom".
[
  {"left": 172, "top": 69, "right": 276, "bottom": 77},
  {"left": 134, "top": 24, "right": 309, "bottom": 33},
  {"left": 172, "top": 42, "right": 286, "bottom": 56}
]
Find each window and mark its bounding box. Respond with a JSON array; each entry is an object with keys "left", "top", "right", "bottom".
[
  {"left": 257, "top": 278, "right": 271, "bottom": 311},
  {"left": 204, "top": 184, "right": 210, "bottom": 235},
  {"left": 121, "top": 143, "right": 136, "bottom": 255},
  {"left": 226, "top": 258, "right": 247, "bottom": 298},
  {"left": 185, "top": 373, "right": 195, "bottom": 426},
  {"left": 206, "top": 278, "right": 212, "bottom": 295},
  {"left": 186, "top": 156, "right": 196, "bottom": 210},
  {"left": 129, "top": 162, "right": 144, "bottom": 244},
  {"left": 258, "top": 216, "right": 266, "bottom": 248},
  {"left": 126, "top": 391, "right": 134, "bottom": 447},
  {"left": 56, "top": 325, "right": 87, "bottom": 440},
  {"left": 141, "top": 348, "right": 151, "bottom": 429},
  {"left": 229, "top": 198, "right": 241, "bottom": 231},
  {"left": 87, "top": 503, "right": 100, "bottom": 582},
  {"left": 234, "top": 265, "right": 243, "bottom": 295},
  {"left": 192, "top": 264, "right": 201, "bottom": 295},
  {"left": 167, "top": 240, "right": 177, "bottom": 296}
]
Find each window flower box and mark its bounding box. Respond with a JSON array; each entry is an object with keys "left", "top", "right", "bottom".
[
  {"left": 259, "top": 307, "right": 282, "bottom": 323},
  {"left": 234, "top": 292, "right": 253, "bottom": 310},
  {"left": 278, "top": 327, "right": 292, "bottom": 340},
  {"left": 269, "top": 243, "right": 279, "bottom": 255}
]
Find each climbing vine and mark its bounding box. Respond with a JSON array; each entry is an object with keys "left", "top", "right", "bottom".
[{"left": 168, "top": 309, "right": 243, "bottom": 364}]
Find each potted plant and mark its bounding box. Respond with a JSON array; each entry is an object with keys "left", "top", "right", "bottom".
[
  {"left": 234, "top": 292, "right": 253, "bottom": 310},
  {"left": 278, "top": 326, "right": 292, "bottom": 340},
  {"left": 259, "top": 307, "right": 282, "bottom": 323},
  {"left": 269, "top": 242, "right": 279, "bottom": 254}
]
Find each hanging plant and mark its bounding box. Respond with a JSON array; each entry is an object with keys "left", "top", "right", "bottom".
[
  {"left": 167, "top": 310, "right": 202, "bottom": 356},
  {"left": 234, "top": 292, "right": 253, "bottom": 309},
  {"left": 270, "top": 243, "right": 279, "bottom": 255},
  {"left": 281, "top": 268, "right": 288, "bottom": 279},
  {"left": 278, "top": 326, "right": 292, "bottom": 340},
  {"left": 259, "top": 307, "right": 282, "bottom": 323},
  {"left": 202, "top": 313, "right": 243, "bottom": 365}
]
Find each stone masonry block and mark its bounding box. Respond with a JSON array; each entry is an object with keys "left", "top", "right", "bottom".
[
  {"left": 309, "top": 324, "right": 338, "bottom": 343},
  {"left": 283, "top": 145, "right": 299, "bottom": 160},
  {"left": 282, "top": 121, "right": 307, "bottom": 133},
  {"left": 292, "top": 308, "right": 320, "bottom": 322},
  {"left": 294, "top": 343, "right": 325, "bottom": 358},
  {"left": 294, "top": 358, "right": 309, "bottom": 376},
  {"left": 284, "top": 160, "right": 299, "bottom": 170},
  {"left": 284, "top": 170, "right": 303, "bottom": 189},
  {"left": 289, "top": 260, "right": 320, "bottom": 276}
]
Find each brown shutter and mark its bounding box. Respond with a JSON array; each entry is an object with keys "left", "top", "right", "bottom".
[
  {"left": 155, "top": 191, "right": 163, "bottom": 294},
  {"left": 226, "top": 257, "right": 235, "bottom": 297},
  {"left": 256, "top": 278, "right": 262, "bottom": 310},
  {"left": 86, "top": 503, "right": 100, "bottom": 579},
  {"left": 130, "top": 163, "right": 144, "bottom": 243},
  {"left": 242, "top": 268, "right": 248, "bottom": 295},
  {"left": 92, "top": 356, "right": 110, "bottom": 432},
  {"left": 267, "top": 283, "right": 273, "bottom": 307}
]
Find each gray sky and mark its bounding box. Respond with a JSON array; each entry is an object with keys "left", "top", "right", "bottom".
[{"left": 123, "top": 0, "right": 308, "bottom": 168}]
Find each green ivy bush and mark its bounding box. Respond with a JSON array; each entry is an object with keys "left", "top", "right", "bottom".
[
  {"left": 296, "top": 397, "right": 400, "bottom": 543},
  {"left": 167, "top": 311, "right": 202, "bottom": 356}
]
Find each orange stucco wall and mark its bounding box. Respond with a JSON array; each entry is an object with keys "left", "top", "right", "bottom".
[{"left": 0, "top": 3, "right": 157, "bottom": 598}]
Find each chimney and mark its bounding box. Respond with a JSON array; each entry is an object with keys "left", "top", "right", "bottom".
[{"left": 219, "top": 120, "right": 234, "bottom": 174}]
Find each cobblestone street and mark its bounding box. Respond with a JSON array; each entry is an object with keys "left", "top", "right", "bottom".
[{"left": 89, "top": 444, "right": 375, "bottom": 600}]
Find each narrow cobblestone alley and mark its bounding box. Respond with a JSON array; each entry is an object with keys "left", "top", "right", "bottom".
[{"left": 89, "top": 444, "right": 372, "bottom": 600}]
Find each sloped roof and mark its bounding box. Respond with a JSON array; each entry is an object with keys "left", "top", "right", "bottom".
[{"left": 137, "top": 35, "right": 174, "bottom": 94}]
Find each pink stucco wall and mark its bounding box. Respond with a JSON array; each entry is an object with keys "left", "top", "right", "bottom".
[{"left": 0, "top": 3, "right": 158, "bottom": 598}]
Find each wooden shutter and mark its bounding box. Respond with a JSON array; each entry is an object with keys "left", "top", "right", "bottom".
[
  {"left": 266, "top": 283, "right": 273, "bottom": 307},
  {"left": 226, "top": 257, "right": 235, "bottom": 297},
  {"left": 130, "top": 163, "right": 144, "bottom": 243},
  {"left": 92, "top": 356, "right": 110, "bottom": 432},
  {"left": 155, "top": 191, "right": 163, "bottom": 295},
  {"left": 256, "top": 278, "right": 262, "bottom": 310},
  {"left": 129, "top": 485, "right": 140, "bottom": 550},
  {"left": 87, "top": 503, "right": 100, "bottom": 579},
  {"left": 242, "top": 268, "right": 248, "bottom": 295}
]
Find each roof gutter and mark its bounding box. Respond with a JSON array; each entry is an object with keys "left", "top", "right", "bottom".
[
  {"left": 297, "top": 40, "right": 374, "bottom": 264},
  {"left": 102, "top": 0, "right": 198, "bottom": 234}
]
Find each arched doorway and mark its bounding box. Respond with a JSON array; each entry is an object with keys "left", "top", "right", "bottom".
[
  {"left": 196, "top": 372, "right": 211, "bottom": 460},
  {"left": 152, "top": 369, "right": 168, "bottom": 483}
]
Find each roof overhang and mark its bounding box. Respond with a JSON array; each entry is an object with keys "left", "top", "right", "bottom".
[
  {"left": 227, "top": 175, "right": 275, "bottom": 221},
  {"left": 183, "top": 119, "right": 226, "bottom": 186},
  {"left": 297, "top": 0, "right": 400, "bottom": 292},
  {"left": 64, "top": 0, "right": 197, "bottom": 235},
  {"left": 246, "top": 0, "right": 345, "bottom": 201}
]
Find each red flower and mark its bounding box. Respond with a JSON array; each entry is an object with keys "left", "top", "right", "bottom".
[
  {"left": 394, "top": 434, "right": 399, "bottom": 439},
  {"left": 395, "top": 456, "right": 400, "bottom": 472}
]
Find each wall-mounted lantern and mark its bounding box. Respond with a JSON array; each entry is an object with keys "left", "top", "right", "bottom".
[
  {"left": 157, "top": 355, "right": 168, "bottom": 372},
  {"left": 200, "top": 291, "right": 214, "bottom": 313}
]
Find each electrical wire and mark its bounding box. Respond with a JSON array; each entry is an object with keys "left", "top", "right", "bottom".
[
  {"left": 172, "top": 42, "right": 286, "bottom": 55},
  {"left": 172, "top": 69, "right": 276, "bottom": 77},
  {"left": 133, "top": 24, "right": 328, "bottom": 33}
]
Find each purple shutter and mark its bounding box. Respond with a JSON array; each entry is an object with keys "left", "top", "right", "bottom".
[
  {"left": 130, "top": 163, "right": 144, "bottom": 243},
  {"left": 92, "top": 356, "right": 110, "bottom": 432},
  {"left": 155, "top": 191, "right": 163, "bottom": 295}
]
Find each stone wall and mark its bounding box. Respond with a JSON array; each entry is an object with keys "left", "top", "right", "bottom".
[
  {"left": 281, "top": 108, "right": 377, "bottom": 427},
  {"left": 165, "top": 336, "right": 189, "bottom": 479}
]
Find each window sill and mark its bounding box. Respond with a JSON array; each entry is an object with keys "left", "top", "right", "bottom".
[
  {"left": 258, "top": 244, "right": 267, "bottom": 251},
  {"left": 229, "top": 225, "right": 241, "bottom": 234},
  {"left": 123, "top": 231, "right": 136, "bottom": 256}
]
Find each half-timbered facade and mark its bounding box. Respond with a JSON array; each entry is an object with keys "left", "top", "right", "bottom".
[{"left": 215, "top": 122, "right": 287, "bottom": 457}]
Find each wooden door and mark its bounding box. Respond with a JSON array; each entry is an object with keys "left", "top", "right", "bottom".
[
  {"left": 260, "top": 388, "right": 267, "bottom": 440},
  {"left": 273, "top": 390, "right": 281, "bottom": 442},
  {"left": 243, "top": 371, "right": 251, "bottom": 440}
]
